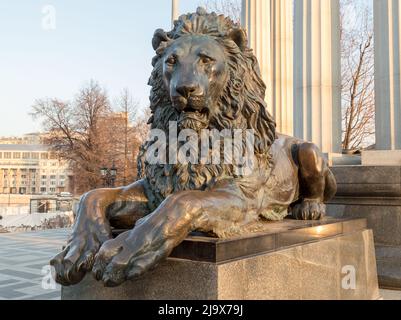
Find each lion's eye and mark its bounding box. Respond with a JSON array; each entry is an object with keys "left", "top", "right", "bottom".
[
  {"left": 200, "top": 56, "right": 213, "bottom": 64},
  {"left": 166, "top": 56, "right": 177, "bottom": 65}
]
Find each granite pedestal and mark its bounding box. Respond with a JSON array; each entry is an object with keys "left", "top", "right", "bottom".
[
  {"left": 62, "top": 218, "right": 380, "bottom": 300},
  {"left": 327, "top": 165, "right": 401, "bottom": 289}
]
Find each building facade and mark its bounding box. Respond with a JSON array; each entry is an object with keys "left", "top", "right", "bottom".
[{"left": 0, "top": 134, "right": 72, "bottom": 195}]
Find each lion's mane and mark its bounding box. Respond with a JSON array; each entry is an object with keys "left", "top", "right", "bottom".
[{"left": 138, "top": 8, "right": 276, "bottom": 208}]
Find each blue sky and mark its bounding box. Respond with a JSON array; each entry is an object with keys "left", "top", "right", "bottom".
[{"left": 0, "top": 0, "right": 203, "bottom": 136}]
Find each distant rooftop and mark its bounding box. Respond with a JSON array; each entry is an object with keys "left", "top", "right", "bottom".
[
  {"left": 0, "top": 132, "right": 45, "bottom": 145},
  {"left": 0, "top": 132, "right": 42, "bottom": 138},
  {"left": 0, "top": 144, "right": 49, "bottom": 152}
]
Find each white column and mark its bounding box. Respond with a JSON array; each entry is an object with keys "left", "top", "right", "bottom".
[
  {"left": 241, "top": 0, "right": 294, "bottom": 136},
  {"left": 293, "top": 0, "right": 341, "bottom": 153},
  {"left": 172, "top": 0, "right": 179, "bottom": 26},
  {"left": 374, "top": 0, "right": 401, "bottom": 150}
]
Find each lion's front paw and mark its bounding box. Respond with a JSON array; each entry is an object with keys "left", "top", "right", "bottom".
[
  {"left": 50, "top": 228, "right": 111, "bottom": 286},
  {"left": 92, "top": 230, "right": 167, "bottom": 287},
  {"left": 291, "top": 199, "right": 326, "bottom": 220}
]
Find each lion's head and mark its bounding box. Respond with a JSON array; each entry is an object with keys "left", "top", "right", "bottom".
[{"left": 138, "top": 8, "right": 276, "bottom": 207}]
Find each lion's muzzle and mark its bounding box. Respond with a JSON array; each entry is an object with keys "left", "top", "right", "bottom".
[{"left": 171, "top": 94, "right": 208, "bottom": 113}]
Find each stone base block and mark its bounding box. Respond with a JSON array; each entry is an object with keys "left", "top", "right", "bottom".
[
  {"left": 62, "top": 218, "right": 380, "bottom": 300},
  {"left": 325, "top": 153, "right": 361, "bottom": 166},
  {"left": 328, "top": 165, "right": 401, "bottom": 289},
  {"left": 376, "top": 244, "right": 401, "bottom": 289},
  {"left": 362, "top": 150, "right": 401, "bottom": 166}
]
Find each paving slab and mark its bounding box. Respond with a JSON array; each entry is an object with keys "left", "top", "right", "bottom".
[{"left": 0, "top": 229, "right": 70, "bottom": 300}]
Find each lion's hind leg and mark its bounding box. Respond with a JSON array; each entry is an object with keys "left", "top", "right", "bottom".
[{"left": 291, "top": 142, "right": 336, "bottom": 220}]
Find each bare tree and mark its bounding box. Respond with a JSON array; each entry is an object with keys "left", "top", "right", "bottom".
[
  {"left": 341, "top": 0, "right": 375, "bottom": 150},
  {"left": 112, "top": 88, "right": 148, "bottom": 185},
  {"left": 31, "top": 81, "right": 149, "bottom": 194},
  {"left": 200, "top": 0, "right": 241, "bottom": 23},
  {"left": 32, "top": 80, "right": 111, "bottom": 193},
  {"left": 120, "top": 89, "right": 133, "bottom": 185}
]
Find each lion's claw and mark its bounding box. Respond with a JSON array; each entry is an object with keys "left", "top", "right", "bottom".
[
  {"left": 92, "top": 230, "right": 167, "bottom": 287},
  {"left": 292, "top": 199, "right": 325, "bottom": 220},
  {"left": 50, "top": 230, "right": 111, "bottom": 286},
  {"left": 92, "top": 232, "right": 131, "bottom": 287}
]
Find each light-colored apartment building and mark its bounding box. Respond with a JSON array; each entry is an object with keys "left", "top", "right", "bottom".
[{"left": 0, "top": 133, "right": 72, "bottom": 195}]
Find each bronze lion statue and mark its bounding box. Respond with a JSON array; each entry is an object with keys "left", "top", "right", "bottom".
[{"left": 51, "top": 8, "right": 337, "bottom": 287}]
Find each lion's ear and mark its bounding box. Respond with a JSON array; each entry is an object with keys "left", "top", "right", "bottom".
[
  {"left": 152, "top": 29, "right": 169, "bottom": 51},
  {"left": 228, "top": 29, "right": 248, "bottom": 51}
]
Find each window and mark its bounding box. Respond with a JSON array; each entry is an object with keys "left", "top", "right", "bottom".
[
  {"left": 50, "top": 187, "right": 56, "bottom": 193},
  {"left": 4, "top": 152, "right": 11, "bottom": 159},
  {"left": 31, "top": 153, "right": 39, "bottom": 159},
  {"left": 32, "top": 181, "right": 36, "bottom": 186},
  {"left": 41, "top": 175, "right": 47, "bottom": 180},
  {"left": 21, "top": 175, "right": 27, "bottom": 179},
  {"left": 59, "top": 181, "right": 65, "bottom": 186},
  {"left": 50, "top": 181, "right": 56, "bottom": 185},
  {"left": 41, "top": 153, "right": 48, "bottom": 159},
  {"left": 13, "top": 152, "right": 21, "bottom": 159},
  {"left": 50, "top": 175, "right": 56, "bottom": 180},
  {"left": 59, "top": 175, "right": 65, "bottom": 180},
  {"left": 41, "top": 181, "right": 46, "bottom": 186},
  {"left": 40, "top": 187, "right": 46, "bottom": 193},
  {"left": 0, "top": 152, "right": 2, "bottom": 159},
  {"left": 22, "top": 152, "right": 30, "bottom": 159},
  {"left": 31, "top": 187, "right": 36, "bottom": 194}
]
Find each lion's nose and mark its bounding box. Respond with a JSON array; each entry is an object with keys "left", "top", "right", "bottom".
[{"left": 176, "top": 84, "right": 198, "bottom": 98}]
